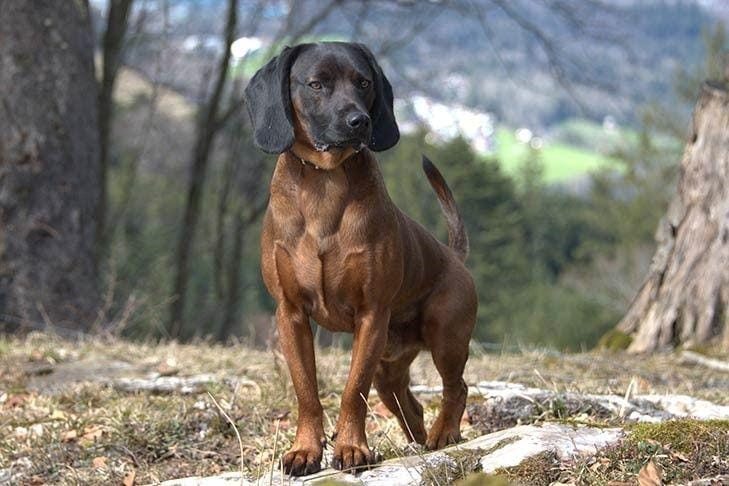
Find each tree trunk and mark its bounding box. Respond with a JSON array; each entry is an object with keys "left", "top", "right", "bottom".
[
  {"left": 167, "top": 0, "right": 238, "bottom": 339},
  {"left": 617, "top": 81, "right": 729, "bottom": 352},
  {"left": 218, "top": 209, "right": 246, "bottom": 341},
  {"left": 0, "top": 0, "right": 101, "bottom": 332},
  {"left": 98, "top": 0, "right": 134, "bottom": 257}
]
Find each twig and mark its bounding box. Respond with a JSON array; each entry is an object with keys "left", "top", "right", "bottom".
[
  {"left": 391, "top": 393, "right": 418, "bottom": 450},
  {"left": 619, "top": 377, "right": 637, "bottom": 419},
  {"left": 269, "top": 418, "right": 280, "bottom": 486},
  {"left": 680, "top": 351, "right": 729, "bottom": 373},
  {"left": 207, "top": 392, "right": 245, "bottom": 486}
]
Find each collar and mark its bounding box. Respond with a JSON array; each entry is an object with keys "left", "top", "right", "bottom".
[{"left": 289, "top": 150, "right": 321, "bottom": 170}]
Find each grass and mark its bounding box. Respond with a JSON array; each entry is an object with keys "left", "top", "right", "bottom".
[
  {"left": 1, "top": 333, "right": 728, "bottom": 484},
  {"left": 494, "top": 127, "right": 617, "bottom": 183}
]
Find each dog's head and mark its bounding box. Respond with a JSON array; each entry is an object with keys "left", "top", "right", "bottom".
[{"left": 244, "top": 42, "right": 399, "bottom": 169}]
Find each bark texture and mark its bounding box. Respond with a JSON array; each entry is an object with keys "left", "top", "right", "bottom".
[
  {"left": 0, "top": 1, "right": 101, "bottom": 331},
  {"left": 618, "top": 81, "right": 729, "bottom": 352}
]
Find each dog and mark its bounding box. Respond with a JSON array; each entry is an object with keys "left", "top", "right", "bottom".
[{"left": 244, "top": 42, "right": 477, "bottom": 476}]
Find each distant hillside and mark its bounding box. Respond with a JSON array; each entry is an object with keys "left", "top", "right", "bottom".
[
  {"left": 112, "top": 0, "right": 721, "bottom": 130},
  {"left": 321, "top": 0, "right": 716, "bottom": 129}
]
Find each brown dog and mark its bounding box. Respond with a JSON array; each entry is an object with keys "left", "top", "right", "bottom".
[{"left": 244, "top": 42, "right": 477, "bottom": 476}]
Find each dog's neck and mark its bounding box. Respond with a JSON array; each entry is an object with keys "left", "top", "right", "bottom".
[
  {"left": 273, "top": 150, "right": 381, "bottom": 196},
  {"left": 289, "top": 151, "right": 323, "bottom": 171},
  {"left": 280, "top": 149, "right": 367, "bottom": 177},
  {"left": 288, "top": 139, "right": 360, "bottom": 170}
]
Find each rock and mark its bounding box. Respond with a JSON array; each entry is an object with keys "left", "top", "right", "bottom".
[
  {"left": 26, "top": 358, "right": 137, "bottom": 393},
  {"left": 113, "top": 374, "right": 259, "bottom": 395},
  {"left": 156, "top": 423, "right": 623, "bottom": 486},
  {"left": 113, "top": 373, "right": 218, "bottom": 394},
  {"left": 425, "top": 381, "right": 729, "bottom": 431},
  {"left": 636, "top": 394, "right": 729, "bottom": 420}
]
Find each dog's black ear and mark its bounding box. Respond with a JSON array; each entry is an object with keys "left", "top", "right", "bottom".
[
  {"left": 355, "top": 44, "right": 400, "bottom": 152},
  {"left": 244, "top": 45, "right": 302, "bottom": 154}
]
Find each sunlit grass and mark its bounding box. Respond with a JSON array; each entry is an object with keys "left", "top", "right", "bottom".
[{"left": 494, "top": 127, "right": 618, "bottom": 183}]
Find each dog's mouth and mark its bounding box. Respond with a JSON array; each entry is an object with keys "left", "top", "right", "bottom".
[{"left": 314, "top": 139, "right": 368, "bottom": 153}]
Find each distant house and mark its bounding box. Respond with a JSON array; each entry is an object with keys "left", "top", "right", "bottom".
[
  {"left": 399, "top": 95, "right": 496, "bottom": 155},
  {"left": 230, "top": 37, "right": 263, "bottom": 61}
]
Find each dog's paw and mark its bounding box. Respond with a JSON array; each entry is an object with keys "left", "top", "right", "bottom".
[
  {"left": 331, "top": 442, "right": 381, "bottom": 472},
  {"left": 426, "top": 418, "right": 461, "bottom": 450},
  {"left": 282, "top": 447, "right": 322, "bottom": 476}
]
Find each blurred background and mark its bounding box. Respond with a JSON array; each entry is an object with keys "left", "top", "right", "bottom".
[{"left": 2, "top": 0, "right": 727, "bottom": 350}]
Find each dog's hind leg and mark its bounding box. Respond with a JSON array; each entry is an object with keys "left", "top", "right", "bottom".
[
  {"left": 422, "top": 269, "right": 477, "bottom": 450},
  {"left": 373, "top": 348, "right": 427, "bottom": 444}
]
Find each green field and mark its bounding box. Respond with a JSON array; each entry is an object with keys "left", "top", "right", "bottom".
[{"left": 494, "top": 126, "right": 618, "bottom": 183}]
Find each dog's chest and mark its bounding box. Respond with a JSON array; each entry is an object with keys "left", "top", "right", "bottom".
[
  {"left": 274, "top": 172, "right": 373, "bottom": 330},
  {"left": 298, "top": 168, "right": 349, "bottom": 242}
]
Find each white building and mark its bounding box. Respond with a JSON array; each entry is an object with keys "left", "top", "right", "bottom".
[{"left": 399, "top": 95, "right": 496, "bottom": 155}]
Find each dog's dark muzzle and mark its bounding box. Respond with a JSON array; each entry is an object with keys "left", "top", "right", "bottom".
[{"left": 315, "top": 110, "right": 372, "bottom": 152}]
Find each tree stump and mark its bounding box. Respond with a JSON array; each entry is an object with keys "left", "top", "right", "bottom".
[{"left": 617, "top": 81, "right": 729, "bottom": 352}]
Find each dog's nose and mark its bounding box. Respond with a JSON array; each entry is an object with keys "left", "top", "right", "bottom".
[{"left": 346, "top": 112, "right": 370, "bottom": 130}]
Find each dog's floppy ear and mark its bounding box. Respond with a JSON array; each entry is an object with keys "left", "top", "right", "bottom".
[
  {"left": 355, "top": 44, "right": 400, "bottom": 152},
  {"left": 244, "top": 45, "right": 302, "bottom": 154}
]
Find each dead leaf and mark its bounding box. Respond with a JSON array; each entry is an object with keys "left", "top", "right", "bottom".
[
  {"left": 61, "top": 429, "right": 78, "bottom": 442},
  {"left": 79, "top": 425, "right": 104, "bottom": 446},
  {"left": 637, "top": 459, "right": 663, "bottom": 486},
  {"left": 607, "top": 482, "right": 633, "bottom": 486},
  {"left": 49, "top": 409, "right": 67, "bottom": 420},
  {"left": 157, "top": 362, "right": 179, "bottom": 377},
  {"left": 4, "top": 394, "right": 27, "bottom": 409},
  {"left": 92, "top": 456, "right": 108, "bottom": 469},
  {"left": 29, "top": 475, "right": 44, "bottom": 485},
  {"left": 672, "top": 451, "right": 689, "bottom": 462},
  {"left": 122, "top": 469, "right": 136, "bottom": 486}
]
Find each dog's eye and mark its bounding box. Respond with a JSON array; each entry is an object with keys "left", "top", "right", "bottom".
[
  {"left": 359, "top": 79, "right": 370, "bottom": 89},
  {"left": 308, "top": 81, "right": 322, "bottom": 90}
]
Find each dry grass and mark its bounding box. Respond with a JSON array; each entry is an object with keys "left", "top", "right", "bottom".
[{"left": 1, "top": 333, "right": 727, "bottom": 484}]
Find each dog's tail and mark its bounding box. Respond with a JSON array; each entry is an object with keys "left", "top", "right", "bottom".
[{"left": 421, "top": 155, "right": 469, "bottom": 261}]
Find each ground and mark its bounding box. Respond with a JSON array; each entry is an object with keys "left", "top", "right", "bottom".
[{"left": 0, "top": 333, "right": 727, "bottom": 485}]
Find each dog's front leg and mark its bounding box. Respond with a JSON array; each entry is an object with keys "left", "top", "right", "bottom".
[
  {"left": 332, "top": 307, "right": 389, "bottom": 471},
  {"left": 276, "top": 302, "right": 325, "bottom": 476}
]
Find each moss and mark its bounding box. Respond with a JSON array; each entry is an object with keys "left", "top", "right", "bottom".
[
  {"left": 596, "top": 329, "right": 633, "bottom": 351},
  {"left": 421, "top": 439, "right": 520, "bottom": 486},
  {"left": 422, "top": 448, "right": 485, "bottom": 485},
  {"left": 493, "top": 451, "right": 561, "bottom": 485},
  {"left": 627, "top": 419, "right": 729, "bottom": 454},
  {"left": 571, "top": 419, "right": 729, "bottom": 484}
]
